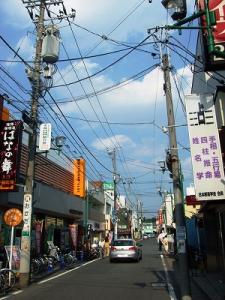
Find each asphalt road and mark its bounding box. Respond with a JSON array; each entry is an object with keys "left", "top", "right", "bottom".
[{"left": 3, "top": 238, "right": 208, "bottom": 300}]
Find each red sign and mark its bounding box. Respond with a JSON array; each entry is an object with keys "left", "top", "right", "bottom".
[
  {"left": 158, "top": 209, "right": 163, "bottom": 225},
  {"left": 198, "top": 0, "right": 225, "bottom": 70},
  {"left": 0, "top": 120, "right": 23, "bottom": 191},
  {"left": 185, "top": 195, "right": 199, "bottom": 206},
  {"left": 4, "top": 208, "right": 23, "bottom": 226}
]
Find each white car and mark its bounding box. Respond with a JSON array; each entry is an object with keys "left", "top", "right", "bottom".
[{"left": 109, "top": 239, "right": 142, "bottom": 262}]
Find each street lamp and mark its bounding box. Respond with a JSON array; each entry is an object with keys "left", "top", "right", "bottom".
[{"left": 161, "top": 0, "right": 187, "bottom": 21}]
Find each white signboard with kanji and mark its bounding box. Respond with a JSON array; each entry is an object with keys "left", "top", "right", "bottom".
[
  {"left": 185, "top": 94, "right": 225, "bottom": 201},
  {"left": 39, "top": 123, "right": 51, "bottom": 151}
]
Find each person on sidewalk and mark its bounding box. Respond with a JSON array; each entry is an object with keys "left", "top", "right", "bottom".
[
  {"left": 104, "top": 236, "right": 110, "bottom": 257},
  {"left": 157, "top": 228, "right": 166, "bottom": 253},
  {"left": 99, "top": 238, "right": 105, "bottom": 259}
]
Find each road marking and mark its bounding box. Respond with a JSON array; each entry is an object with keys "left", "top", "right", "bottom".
[
  {"left": 0, "top": 290, "right": 23, "bottom": 299},
  {"left": 12, "top": 290, "right": 23, "bottom": 295},
  {"left": 160, "top": 254, "right": 177, "bottom": 300},
  {"left": 38, "top": 259, "right": 100, "bottom": 285}
]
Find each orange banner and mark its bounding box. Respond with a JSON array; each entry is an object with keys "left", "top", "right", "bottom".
[{"left": 73, "top": 159, "right": 86, "bottom": 198}]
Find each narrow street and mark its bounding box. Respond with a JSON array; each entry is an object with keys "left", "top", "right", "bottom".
[{"left": 4, "top": 239, "right": 208, "bottom": 300}]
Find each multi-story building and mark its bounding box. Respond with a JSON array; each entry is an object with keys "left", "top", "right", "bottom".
[{"left": 0, "top": 120, "right": 106, "bottom": 258}]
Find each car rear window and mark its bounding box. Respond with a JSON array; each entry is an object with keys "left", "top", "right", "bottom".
[{"left": 113, "top": 240, "right": 134, "bottom": 246}]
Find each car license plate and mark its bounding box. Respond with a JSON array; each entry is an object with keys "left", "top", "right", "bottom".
[{"left": 119, "top": 254, "right": 128, "bottom": 257}]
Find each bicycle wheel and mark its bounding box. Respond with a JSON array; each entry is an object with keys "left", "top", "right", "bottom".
[
  {"left": 0, "top": 274, "right": 6, "bottom": 294},
  {"left": 31, "top": 259, "right": 40, "bottom": 275},
  {"left": 64, "top": 254, "right": 74, "bottom": 267},
  {"left": 0, "top": 269, "right": 16, "bottom": 292}
]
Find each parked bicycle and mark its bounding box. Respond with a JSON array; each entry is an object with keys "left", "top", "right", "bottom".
[
  {"left": 31, "top": 255, "right": 53, "bottom": 275},
  {"left": 0, "top": 268, "right": 16, "bottom": 294}
]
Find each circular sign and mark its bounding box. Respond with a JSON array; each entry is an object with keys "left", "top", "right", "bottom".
[{"left": 4, "top": 208, "right": 23, "bottom": 227}]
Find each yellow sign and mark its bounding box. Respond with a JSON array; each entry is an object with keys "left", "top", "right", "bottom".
[
  {"left": 4, "top": 208, "right": 23, "bottom": 227},
  {"left": 73, "top": 159, "right": 86, "bottom": 198}
]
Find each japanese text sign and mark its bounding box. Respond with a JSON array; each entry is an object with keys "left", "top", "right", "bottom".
[
  {"left": 73, "top": 159, "right": 86, "bottom": 198},
  {"left": 39, "top": 123, "right": 51, "bottom": 151},
  {"left": 22, "top": 194, "right": 32, "bottom": 236},
  {"left": 4, "top": 208, "right": 22, "bottom": 227},
  {"left": 185, "top": 94, "right": 225, "bottom": 201},
  {"left": 0, "top": 120, "right": 23, "bottom": 191}
]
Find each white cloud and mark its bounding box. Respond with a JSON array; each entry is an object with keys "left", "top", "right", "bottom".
[
  {"left": 64, "top": 0, "right": 165, "bottom": 40},
  {"left": 92, "top": 134, "right": 135, "bottom": 150},
  {"left": 55, "top": 64, "right": 164, "bottom": 117},
  {"left": 0, "top": 0, "right": 166, "bottom": 39}
]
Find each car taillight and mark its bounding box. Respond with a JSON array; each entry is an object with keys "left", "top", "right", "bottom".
[
  {"left": 111, "top": 246, "right": 117, "bottom": 251},
  {"left": 128, "top": 246, "right": 136, "bottom": 251}
]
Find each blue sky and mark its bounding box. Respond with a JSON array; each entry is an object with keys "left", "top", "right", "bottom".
[{"left": 0, "top": 0, "right": 197, "bottom": 217}]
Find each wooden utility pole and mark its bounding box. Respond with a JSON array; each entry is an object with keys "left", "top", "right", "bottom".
[
  {"left": 162, "top": 53, "right": 192, "bottom": 300},
  {"left": 19, "top": 0, "right": 45, "bottom": 288}
]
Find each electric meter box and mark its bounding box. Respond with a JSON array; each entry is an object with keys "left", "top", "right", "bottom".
[{"left": 42, "top": 26, "right": 60, "bottom": 64}]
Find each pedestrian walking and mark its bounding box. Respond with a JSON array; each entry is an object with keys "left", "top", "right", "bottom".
[
  {"left": 99, "top": 239, "right": 105, "bottom": 258},
  {"left": 157, "top": 229, "right": 166, "bottom": 253},
  {"left": 104, "top": 236, "right": 110, "bottom": 257}
]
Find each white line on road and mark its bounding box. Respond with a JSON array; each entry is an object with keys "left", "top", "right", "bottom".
[
  {"left": 0, "top": 290, "right": 23, "bottom": 299},
  {"left": 38, "top": 259, "right": 100, "bottom": 285},
  {"left": 160, "top": 254, "right": 177, "bottom": 300},
  {"left": 11, "top": 291, "right": 23, "bottom": 295}
]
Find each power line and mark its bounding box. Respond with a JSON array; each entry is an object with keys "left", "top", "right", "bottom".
[{"left": 51, "top": 35, "right": 153, "bottom": 89}]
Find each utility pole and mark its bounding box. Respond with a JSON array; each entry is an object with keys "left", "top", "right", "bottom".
[
  {"left": 20, "top": 0, "right": 75, "bottom": 288},
  {"left": 162, "top": 53, "right": 192, "bottom": 300},
  {"left": 19, "top": 0, "right": 45, "bottom": 288},
  {"left": 110, "top": 148, "right": 118, "bottom": 240}
]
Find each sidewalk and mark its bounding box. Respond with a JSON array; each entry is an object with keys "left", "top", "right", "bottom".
[
  {"left": 164, "top": 254, "right": 225, "bottom": 300},
  {"left": 191, "top": 271, "right": 225, "bottom": 300}
]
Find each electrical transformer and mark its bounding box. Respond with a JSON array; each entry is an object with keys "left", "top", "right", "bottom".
[{"left": 42, "top": 26, "right": 60, "bottom": 64}]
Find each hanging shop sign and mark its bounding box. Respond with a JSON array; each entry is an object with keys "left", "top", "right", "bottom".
[
  {"left": 39, "top": 123, "right": 52, "bottom": 151},
  {"left": 73, "top": 158, "right": 86, "bottom": 198},
  {"left": 185, "top": 94, "right": 225, "bottom": 201},
  {"left": 103, "top": 182, "right": 114, "bottom": 190},
  {"left": 198, "top": 0, "right": 225, "bottom": 71},
  {"left": 4, "top": 208, "right": 23, "bottom": 227},
  {"left": 0, "top": 120, "right": 23, "bottom": 191}
]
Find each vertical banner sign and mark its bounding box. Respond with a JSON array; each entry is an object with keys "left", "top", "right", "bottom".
[
  {"left": 185, "top": 94, "right": 225, "bottom": 201},
  {"left": 0, "top": 120, "right": 23, "bottom": 191},
  {"left": 34, "top": 220, "right": 43, "bottom": 255},
  {"left": 198, "top": 0, "right": 225, "bottom": 70},
  {"left": 20, "top": 193, "right": 32, "bottom": 273},
  {"left": 22, "top": 194, "right": 32, "bottom": 236},
  {"left": 39, "top": 123, "right": 52, "bottom": 151},
  {"left": 73, "top": 159, "right": 86, "bottom": 198},
  {"left": 69, "top": 224, "right": 78, "bottom": 251}
]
